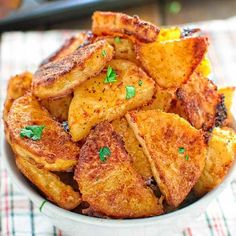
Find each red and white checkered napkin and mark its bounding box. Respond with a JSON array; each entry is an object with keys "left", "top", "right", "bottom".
[{"left": 1, "top": 18, "right": 236, "bottom": 236}]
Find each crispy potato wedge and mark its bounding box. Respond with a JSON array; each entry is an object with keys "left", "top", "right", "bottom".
[
  {"left": 3, "top": 72, "right": 32, "bottom": 122},
  {"left": 32, "top": 40, "right": 114, "bottom": 99},
  {"left": 16, "top": 155, "right": 81, "bottom": 210},
  {"left": 40, "top": 94, "right": 73, "bottom": 122},
  {"left": 40, "top": 31, "right": 93, "bottom": 66},
  {"left": 69, "top": 59, "right": 155, "bottom": 141},
  {"left": 136, "top": 36, "right": 208, "bottom": 88},
  {"left": 111, "top": 117, "right": 152, "bottom": 180},
  {"left": 169, "top": 72, "right": 223, "bottom": 131},
  {"left": 5, "top": 93, "right": 79, "bottom": 171},
  {"left": 218, "top": 87, "right": 236, "bottom": 126},
  {"left": 74, "top": 121, "right": 163, "bottom": 218},
  {"left": 126, "top": 110, "right": 206, "bottom": 207},
  {"left": 143, "top": 86, "right": 176, "bottom": 111},
  {"left": 194, "top": 127, "right": 236, "bottom": 197},
  {"left": 92, "top": 11, "right": 159, "bottom": 43},
  {"left": 94, "top": 36, "right": 137, "bottom": 63}
]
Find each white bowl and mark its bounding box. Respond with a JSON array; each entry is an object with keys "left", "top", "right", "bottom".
[{"left": 2, "top": 119, "right": 236, "bottom": 236}]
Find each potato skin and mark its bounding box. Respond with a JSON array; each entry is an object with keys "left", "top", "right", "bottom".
[
  {"left": 32, "top": 40, "right": 114, "bottom": 99},
  {"left": 126, "top": 110, "right": 206, "bottom": 207},
  {"left": 5, "top": 93, "right": 79, "bottom": 171},
  {"left": 74, "top": 121, "right": 163, "bottom": 218},
  {"left": 169, "top": 72, "right": 223, "bottom": 131},
  {"left": 16, "top": 155, "right": 81, "bottom": 210},
  {"left": 3, "top": 72, "right": 32, "bottom": 122},
  {"left": 92, "top": 11, "right": 159, "bottom": 43},
  {"left": 194, "top": 127, "right": 236, "bottom": 197},
  {"left": 112, "top": 117, "right": 152, "bottom": 180},
  {"left": 69, "top": 59, "right": 155, "bottom": 141},
  {"left": 40, "top": 31, "right": 94, "bottom": 66},
  {"left": 136, "top": 36, "right": 208, "bottom": 88}
]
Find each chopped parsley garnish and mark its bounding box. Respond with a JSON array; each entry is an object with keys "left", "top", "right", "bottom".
[
  {"left": 114, "top": 36, "right": 121, "bottom": 43},
  {"left": 178, "top": 147, "right": 185, "bottom": 154},
  {"left": 185, "top": 155, "right": 189, "bottom": 161},
  {"left": 99, "top": 147, "right": 111, "bottom": 162},
  {"left": 126, "top": 86, "right": 136, "bottom": 99},
  {"left": 39, "top": 200, "right": 47, "bottom": 212},
  {"left": 104, "top": 66, "right": 117, "bottom": 83},
  {"left": 101, "top": 49, "right": 107, "bottom": 57},
  {"left": 20, "top": 125, "right": 45, "bottom": 141},
  {"left": 138, "top": 80, "right": 143, "bottom": 86}
]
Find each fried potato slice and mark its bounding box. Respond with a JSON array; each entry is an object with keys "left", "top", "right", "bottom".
[
  {"left": 218, "top": 87, "right": 236, "bottom": 126},
  {"left": 32, "top": 40, "right": 114, "bottom": 99},
  {"left": 69, "top": 59, "right": 155, "bottom": 141},
  {"left": 40, "top": 31, "right": 93, "bottom": 66},
  {"left": 126, "top": 110, "right": 206, "bottom": 207},
  {"left": 74, "top": 121, "right": 163, "bottom": 218},
  {"left": 111, "top": 117, "right": 152, "bottom": 180},
  {"left": 194, "top": 127, "right": 236, "bottom": 197},
  {"left": 94, "top": 36, "right": 137, "bottom": 63},
  {"left": 92, "top": 11, "right": 159, "bottom": 43},
  {"left": 16, "top": 155, "right": 81, "bottom": 210},
  {"left": 3, "top": 72, "right": 32, "bottom": 122},
  {"left": 5, "top": 93, "right": 79, "bottom": 171},
  {"left": 143, "top": 86, "right": 176, "bottom": 111},
  {"left": 40, "top": 94, "right": 73, "bottom": 122},
  {"left": 169, "top": 72, "right": 223, "bottom": 131},
  {"left": 136, "top": 36, "right": 208, "bottom": 88}
]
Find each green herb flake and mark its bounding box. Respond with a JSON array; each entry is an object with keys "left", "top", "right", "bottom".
[
  {"left": 114, "top": 36, "right": 121, "bottom": 43},
  {"left": 20, "top": 125, "right": 45, "bottom": 141},
  {"left": 185, "top": 155, "right": 189, "bottom": 161},
  {"left": 101, "top": 49, "right": 107, "bottom": 57},
  {"left": 99, "top": 147, "right": 111, "bottom": 162},
  {"left": 138, "top": 80, "right": 143, "bottom": 86},
  {"left": 126, "top": 86, "right": 136, "bottom": 99},
  {"left": 39, "top": 200, "right": 47, "bottom": 212},
  {"left": 178, "top": 147, "right": 185, "bottom": 154},
  {"left": 104, "top": 66, "right": 117, "bottom": 83}
]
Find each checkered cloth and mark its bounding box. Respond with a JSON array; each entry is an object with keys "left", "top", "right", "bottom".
[{"left": 1, "top": 18, "right": 236, "bottom": 236}]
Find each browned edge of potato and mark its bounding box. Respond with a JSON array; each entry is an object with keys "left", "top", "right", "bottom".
[{"left": 92, "top": 11, "right": 159, "bottom": 43}]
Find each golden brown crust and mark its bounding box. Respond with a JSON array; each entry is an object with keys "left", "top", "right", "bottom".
[
  {"left": 3, "top": 72, "right": 32, "bottom": 122},
  {"left": 68, "top": 59, "right": 155, "bottom": 141},
  {"left": 218, "top": 87, "right": 236, "bottom": 126},
  {"left": 136, "top": 36, "right": 209, "bottom": 88},
  {"left": 16, "top": 155, "right": 81, "bottom": 210},
  {"left": 126, "top": 110, "right": 206, "bottom": 207},
  {"left": 169, "top": 72, "right": 222, "bottom": 131},
  {"left": 5, "top": 93, "right": 80, "bottom": 171},
  {"left": 194, "top": 127, "right": 236, "bottom": 197},
  {"left": 74, "top": 121, "right": 163, "bottom": 218},
  {"left": 111, "top": 117, "right": 152, "bottom": 180},
  {"left": 143, "top": 85, "right": 176, "bottom": 112},
  {"left": 32, "top": 40, "right": 114, "bottom": 99},
  {"left": 40, "top": 31, "right": 94, "bottom": 66},
  {"left": 92, "top": 11, "right": 159, "bottom": 43}
]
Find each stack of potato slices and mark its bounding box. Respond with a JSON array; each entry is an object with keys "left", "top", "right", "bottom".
[{"left": 4, "top": 11, "right": 236, "bottom": 218}]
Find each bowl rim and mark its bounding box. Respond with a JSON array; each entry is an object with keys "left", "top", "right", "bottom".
[{"left": 1, "top": 119, "right": 236, "bottom": 228}]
